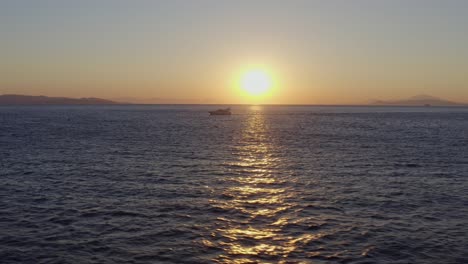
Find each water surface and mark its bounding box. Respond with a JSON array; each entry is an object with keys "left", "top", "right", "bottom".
[{"left": 1, "top": 105, "right": 468, "bottom": 263}]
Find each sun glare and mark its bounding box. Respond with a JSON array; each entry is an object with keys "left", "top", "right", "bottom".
[{"left": 240, "top": 69, "right": 272, "bottom": 97}]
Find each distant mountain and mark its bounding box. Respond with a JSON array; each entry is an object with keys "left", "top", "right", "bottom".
[
  {"left": 0, "top": 94, "right": 119, "bottom": 105},
  {"left": 371, "top": 95, "right": 465, "bottom": 106}
]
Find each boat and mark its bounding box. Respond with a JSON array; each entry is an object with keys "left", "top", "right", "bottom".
[{"left": 209, "top": 108, "right": 231, "bottom": 115}]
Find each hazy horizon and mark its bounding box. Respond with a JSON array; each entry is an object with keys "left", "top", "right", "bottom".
[
  {"left": 2, "top": 92, "right": 468, "bottom": 106},
  {"left": 2, "top": 1, "right": 468, "bottom": 104}
]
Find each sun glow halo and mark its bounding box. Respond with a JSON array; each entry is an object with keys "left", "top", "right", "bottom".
[{"left": 240, "top": 69, "right": 272, "bottom": 97}]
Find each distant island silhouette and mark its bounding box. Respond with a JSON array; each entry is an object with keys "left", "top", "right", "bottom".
[
  {"left": 370, "top": 95, "right": 465, "bottom": 106},
  {"left": 0, "top": 94, "right": 119, "bottom": 105},
  {"left": 0, "top": 94, "right": 466, "bottom": 106}
]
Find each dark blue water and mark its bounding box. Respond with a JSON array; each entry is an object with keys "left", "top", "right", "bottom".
[{"left": 1, "top": 105, "right": 468, "bottom": 264}]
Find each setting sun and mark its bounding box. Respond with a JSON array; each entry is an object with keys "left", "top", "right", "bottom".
[{"left": 240, "top": 69, "right": 272, "bottom": 97}]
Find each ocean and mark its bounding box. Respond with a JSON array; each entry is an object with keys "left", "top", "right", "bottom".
[{"left": 1, "top": 105, "right": 468, "bottom": 264}]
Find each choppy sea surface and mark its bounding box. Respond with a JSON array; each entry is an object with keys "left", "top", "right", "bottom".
[{"left": 1, "top": 105, "right": 468, "bottom": 264}]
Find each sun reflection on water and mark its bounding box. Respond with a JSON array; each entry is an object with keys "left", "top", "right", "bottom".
[{"left": 207, "top": 112, "right": 315, "bottom": 263}]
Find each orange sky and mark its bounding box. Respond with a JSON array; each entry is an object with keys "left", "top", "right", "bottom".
[{"left": 1, "top": 1, "right": 468, "bottom": 104}]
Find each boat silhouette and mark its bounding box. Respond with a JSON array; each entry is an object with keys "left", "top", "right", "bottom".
[{"left": 209, "top": 108, "right": 231, "bottom": 115}]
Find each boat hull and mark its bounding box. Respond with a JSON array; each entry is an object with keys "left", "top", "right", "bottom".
[
  {"left": 209, "top": 108, "right": 231, "bottom": 115},
  {"left": 209, "top": 111, "right": 231, "bottom": 115}
]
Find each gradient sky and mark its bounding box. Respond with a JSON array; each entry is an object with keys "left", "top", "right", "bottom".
[{"left": 1, "top": 0, "right": 468, "bottom": 104}]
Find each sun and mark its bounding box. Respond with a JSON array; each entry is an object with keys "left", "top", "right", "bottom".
[{"left": 240, "top": 69, "right": 272, "bottom": 97}]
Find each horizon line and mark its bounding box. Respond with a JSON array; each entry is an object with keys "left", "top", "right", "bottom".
[{"left": 1, "top": 93, "right": 467, "bottom": 107}]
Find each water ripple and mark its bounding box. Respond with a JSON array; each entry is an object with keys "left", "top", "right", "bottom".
[{"left": 1, "top": 105, "right": 468, "bottom": 263}]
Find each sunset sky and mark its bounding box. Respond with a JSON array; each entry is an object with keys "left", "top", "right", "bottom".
[{"left": 1, "top": 0, "right": 468, "bottom": 104}]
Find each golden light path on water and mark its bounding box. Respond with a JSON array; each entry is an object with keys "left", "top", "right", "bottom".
[{"left": 206, "top": 110, "right": 320, "bottom": 264}]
